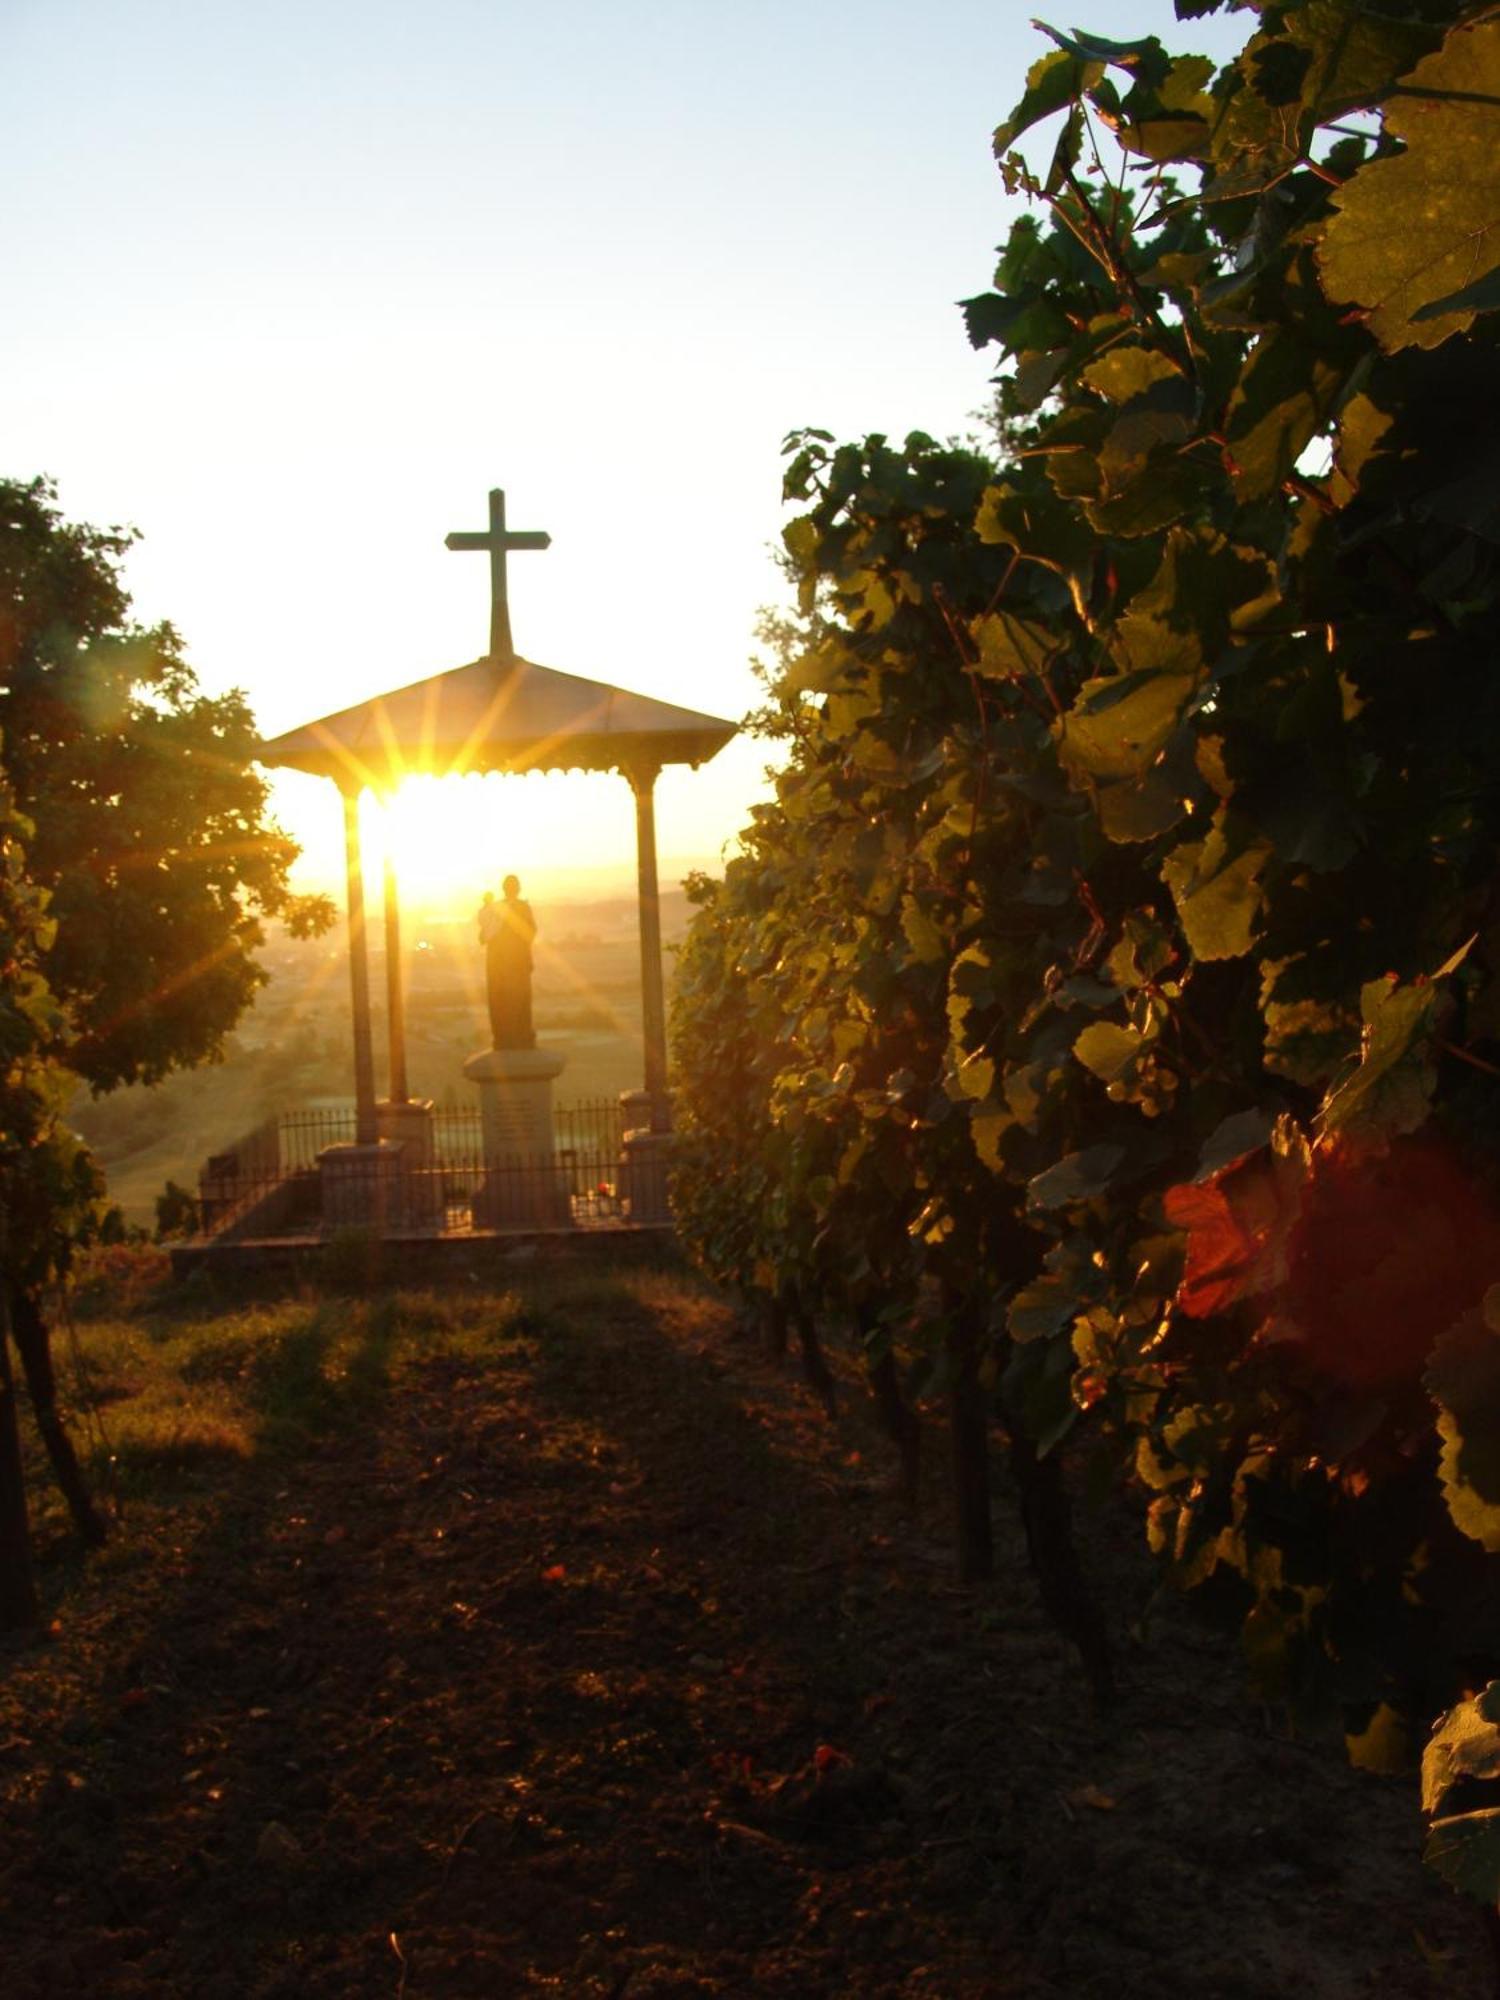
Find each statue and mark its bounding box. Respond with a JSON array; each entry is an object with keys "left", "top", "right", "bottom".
[{"left": 478, "top": 875, "right": 537, "bottom": 1050}]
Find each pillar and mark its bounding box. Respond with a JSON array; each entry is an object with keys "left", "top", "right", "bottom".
[
  {"left": 341, "top": 784, "right": 378, "bottom": 1147},
  {"left": 370, "top": 796, "right": 442, "bottom": 1221},
  {"left": 383, "top": 837, "right": 409, "bottom": 1105},
  {"left": 629, "top": 761, "right": 670, "bottom": 1133}
]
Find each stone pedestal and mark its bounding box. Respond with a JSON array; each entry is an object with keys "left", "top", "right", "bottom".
[
  {"left": 462, "top": 1046, "right": 572, "bottom": 1229},
  {"left": 376, "top": 1097, "right": 442, "bottom": 1224},
  {"left": 618, "top": 1127, "right": 673, "bottom": 1224},
  {"left": 617, "top": 1087, "right": 672, "bottom": 1223},
  {"left": 319, "top": 1139, "right": 405, "bottom": 1231}
]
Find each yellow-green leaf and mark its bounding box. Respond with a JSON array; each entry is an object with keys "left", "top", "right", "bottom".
[
  {"left": 1319, "top": 18, "right": 1500, "bottom": 351},
  {"left": 1427, "top": 1286, "right": 1500, "bottom": 1553},
  {"left": 1161, "top": 828, "right": 1270, "bottom": 960},
  {"left": 1080, "top": 345, "right": 1185, "bottom": 404}
]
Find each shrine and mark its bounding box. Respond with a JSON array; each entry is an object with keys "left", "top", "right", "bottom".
[{"left": 190, "top": 486, "right": 736, "bottom": 1251}]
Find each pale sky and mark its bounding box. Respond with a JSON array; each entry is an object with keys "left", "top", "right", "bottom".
[{"left": 4, "top": 0, "right": 1245, "bottom": 908}]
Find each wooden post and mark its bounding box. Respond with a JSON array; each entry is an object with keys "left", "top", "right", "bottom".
[
  {"left": 383, "top": 836, "right": 409, "bottom": 1106},
  {"left": 629, "top": 762, "right": 670, "bottom": 1132},
  {"left": 341, "top": 785, "right": 379, "bottom": 1147}
]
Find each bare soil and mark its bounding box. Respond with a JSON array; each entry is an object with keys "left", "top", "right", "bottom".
[{"left": 0, "top": 1264, "right": 1486, "bottom": 1996}]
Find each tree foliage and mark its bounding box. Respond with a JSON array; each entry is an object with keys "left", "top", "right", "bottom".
[
  {"left": 0, "top": 476, "right": 333, "bottom": 1092},
  {"left": 672, "top": 0, "right": 1500, "bottom": 1902},
  {"left": 0, "top": 755, "right": 105, "bottom": 1624},
  {"left": 0, "top": 476, "right": 334, "bottom": 1622}
]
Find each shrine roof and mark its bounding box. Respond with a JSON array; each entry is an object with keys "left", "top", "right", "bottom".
[{"left": 258, "top": 652, "right": 739, "bottom": 791}]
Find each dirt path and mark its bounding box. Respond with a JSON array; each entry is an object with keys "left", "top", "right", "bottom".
[{"left": 0, "top": 1269, "right": 1486, "bottom": 1996}]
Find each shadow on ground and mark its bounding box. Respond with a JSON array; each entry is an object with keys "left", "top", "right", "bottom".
[{"left": 0, "top": 1268, "right": 1485, "bottom": 1998}]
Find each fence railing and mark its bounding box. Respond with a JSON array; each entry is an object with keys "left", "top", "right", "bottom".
[{"left": 196, "top": 1096, "right": 666, "bottom": 1241}]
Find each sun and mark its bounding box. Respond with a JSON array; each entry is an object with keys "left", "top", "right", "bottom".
[{"left": 271, "top": 765, "right": 647, "bottom": 921}]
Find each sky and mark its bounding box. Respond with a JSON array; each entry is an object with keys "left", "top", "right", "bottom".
[{"left": 3, "top": 0, "right": 1248, "bottom": 910}]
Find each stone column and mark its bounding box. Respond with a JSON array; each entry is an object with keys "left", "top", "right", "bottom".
[
  {"left": 619, "top": 760, "right": 674, "bottom": 1220},
  {"left": 382, "top": 836, "right": 409, "bottom": 1106},
  {"left": 374, "top": 828, "right": 438, "bottom": 1222},
  {"left": 318, "top": 782, "right": 405, "bottom": 1228},
  {"left": 341, "top": 784, "right": 379, "bottom": 1147},
  {"left": 628, "top": 761, "right": 670, "bottom": 1133}
]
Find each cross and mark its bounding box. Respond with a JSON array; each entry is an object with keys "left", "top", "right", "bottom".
[{"left": 445, "top": 487, "right": 551, "bottom": 660}]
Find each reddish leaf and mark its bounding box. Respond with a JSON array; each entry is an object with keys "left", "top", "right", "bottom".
[{"left": 1164, "top": 1144, "right": 1303, "bottom": 1318}]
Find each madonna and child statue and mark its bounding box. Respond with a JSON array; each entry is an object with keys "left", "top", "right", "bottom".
[
  {"left": 463, "top": 873, "right": 568, "bottom": 1226},
  {"left": 478, "top": 874, "right": 537, "bottom": 1050}
]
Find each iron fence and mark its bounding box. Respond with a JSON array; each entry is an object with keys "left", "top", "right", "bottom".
[{"left": 195, "top": 1096, "right": 667, "bottom": 1242}]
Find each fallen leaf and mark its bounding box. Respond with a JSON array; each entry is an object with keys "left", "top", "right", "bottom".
[{"left": 1067, "top": 1782, "right": 1118, "bottom": 1811}]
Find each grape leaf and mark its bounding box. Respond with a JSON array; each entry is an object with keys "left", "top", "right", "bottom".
[
  {"left": 1319, "top": 18, "right": 1500, "bottom": 351},
  {"left": 1008, "top": 1272, "right": 1080, "bottom": 1344},
  {"left": 1164, "top": 1137, "right": 1305, "bottom": 1318},
  {"left": 994, "top": 48, "right": 1099, "bottom": 155},
  {"left": 1096, "top": 768, "right": 1191, "bottom": 843},
  {"left": 973, "top": 610, "right": 1057, "bottom": 682},
  {"left": 1059, "top": 668, "right": 1200, "bottom": 783},
  {"left": 1224, "top": 336, "right": 1343, "bottom": 500},
  {"left": 1074, "top": 1021, "right": 1144, "bottom": 1084},
  {"left": 900, "top": 895, "right": 947, "bottom": 966},
  {"left": 1197, "top": 1107, "right": 1276, "bottom": 1179},
  {"left": 1424, "top": 1810, "right": 1500, "bottom": 1904},
  {"left": 1426, "top": 1287, "right": 1500, "bottom": 1554},
  {"left": 1028, "top": 1144, "right": 1127, "bottom": 1210},
  {"left": 1424, "top": 1681, "right": 1500, "bottom": 1817},
  {"left": 1161, "top": 828, "right": 1270, "bottom": 960},
  {"left": 1081, "top": 346, "right": 1186, "bottom": 404},
  {"left": 1316, "top": 961, "right": 1461, "bottom": 1143},
  {"left": 1346, "top": 1703, "right": 1413, "bottom": 1775},
  {"left": 1036, "top": 25, "right": 1167, "bottom": 77}
]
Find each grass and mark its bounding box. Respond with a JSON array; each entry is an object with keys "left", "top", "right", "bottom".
[
  {"left": 34, "top": 1245, "right": 707, "bottom": 1526},
  {"left": 26, "top": 1257, "right": 565, "bottom": 1545}
]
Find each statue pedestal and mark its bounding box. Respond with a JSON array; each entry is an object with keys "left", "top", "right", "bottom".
[
  {"left": 463, "top": 1046, "right": 571, "bottom": 1229},
  {"left": 376, "top": 1097, "right": 442, "bottom": 1224}
]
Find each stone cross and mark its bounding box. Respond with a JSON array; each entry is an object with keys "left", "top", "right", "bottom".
[{"left": 445, "top": 488, "right": 551, "bottom": 660}]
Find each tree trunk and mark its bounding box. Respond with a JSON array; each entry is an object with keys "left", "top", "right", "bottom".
[
  {"left": 764, "top": 1293, "right": 789, "bottom": 1359},
  {"left": 8, "top": 1288, "right": 107, "bottom": 1547},
  {"left": 1004, "top": 1415, "right": 1115, "bottom": 1709},
  {"left": 946, "top": 1296, "right": 993, "bottom": 1584},
  {"left": 0, "top": 1306, "right": 39, "bottom": 1632},
  {"left": 1482, "top": 1903, "right": 1500, "bottom": 2000},
  {"left": 790, "top": 1296, "right": 838, "bottom": 1419},
  {"left": 858, "top": 1310, "right": 921, "bottom": 1508}
]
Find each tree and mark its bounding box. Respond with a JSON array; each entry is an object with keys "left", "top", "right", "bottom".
[
  {"left": 0, "top": 476, "right": 332, "bottom": 1093},
  {"left": 0, "top": 752, "right": 104, "bottom": 1625},
  {"left": 0, "top": 476, "right": 333, "bottom": 1625}
]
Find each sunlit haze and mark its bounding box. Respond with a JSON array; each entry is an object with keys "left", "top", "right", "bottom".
[{"left": 2, "top": 0, "right": 1245, "bottom": 912}]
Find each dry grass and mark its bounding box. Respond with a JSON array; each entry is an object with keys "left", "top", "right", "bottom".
[{"left": 25, "top": 1266, "right": 555, "bottom": 1542}]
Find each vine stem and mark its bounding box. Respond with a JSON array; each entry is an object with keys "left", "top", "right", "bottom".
[{"left": 1442, "top": 1039, "right": 1500, "bottom": 1082}]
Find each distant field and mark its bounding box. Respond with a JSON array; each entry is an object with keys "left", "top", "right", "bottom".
[{"left": 72, "top": 891, "right": 693, "bottom": 1224}]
